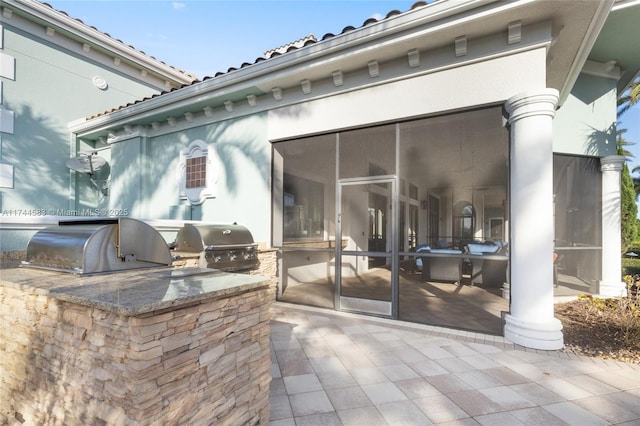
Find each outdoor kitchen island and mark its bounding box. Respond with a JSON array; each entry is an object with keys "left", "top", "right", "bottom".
[{"left": 0, "top": 265, "right": 274, "bottom": 425}]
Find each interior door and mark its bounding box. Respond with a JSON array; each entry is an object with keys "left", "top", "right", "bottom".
[{"left": 337, "top": 177, "right": 397, "bottom": 317}]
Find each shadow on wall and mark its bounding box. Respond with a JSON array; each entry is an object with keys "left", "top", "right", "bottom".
[
  {"left": 585, "top": 123, "right": 621, "bottom": 224},
  {"left": 587, "top": 123, "right": 618, "bottom": 223},
  {"left": 573, "top": 74, "right": 613, "bottom": 107},
  {"left": 206, "top": 119, "right": 270, "bottom": 193},
  {"left": 585, "top": 122, "right": 616, "bottom": 157},
  {"left": 107, "top": 118, "right": 270, "bottom": 219},
  {"left": 1, "top": 103, "right": 70, "bottom": 211}
]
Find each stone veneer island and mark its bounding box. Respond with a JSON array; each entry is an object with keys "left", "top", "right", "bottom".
[{"left": 0, "top": 266, "right": 273, "bottom": 425}]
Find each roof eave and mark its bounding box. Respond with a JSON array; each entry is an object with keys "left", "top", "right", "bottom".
[
  {"left": 4, "top": 0, "right": 196, "bottom": 85},
  {"left": 71, "top": 0, "right": 520, "bottom": 136},
  {"left": 557, "top": 0, "right": 614, "bottom": 106},
  {"left": 71, "top": 0, "right": 609, "bottom": 136},
  {"left": 611, "top": 0, "right": 640, "bottom": 93}
]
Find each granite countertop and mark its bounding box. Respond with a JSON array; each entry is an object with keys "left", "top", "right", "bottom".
[{"left": 0, "top": 266, "right": 270, "bottom": 316}]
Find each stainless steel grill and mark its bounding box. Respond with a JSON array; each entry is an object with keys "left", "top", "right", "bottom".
[
  {"left": 23, "top": 218, "right": 172, "bottom": 274},
  {"left": 172, "top": 223, "right": 259, "bottom": 272}
]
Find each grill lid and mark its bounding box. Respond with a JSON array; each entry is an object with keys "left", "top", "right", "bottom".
[
  {"left": 24, "top": 218, "right": 172, "bottom": 274},
  {"left": 173, "top": 223, "right": 256, "bottom": 251}
]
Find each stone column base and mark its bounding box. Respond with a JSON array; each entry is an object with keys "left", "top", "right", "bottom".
[
  {"left": 598, "top": 280, "right": 627, "bottom": 298},
  {"left": 504, "top": 314, "right": 564, "bottom": 350}
]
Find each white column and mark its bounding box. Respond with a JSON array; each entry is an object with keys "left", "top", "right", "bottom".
[
  {"left": 503, "top": 89, "right": 563, "bottom": 350},
  {"left": 599, "top": 155, "right": 626, "bottom": 297}
]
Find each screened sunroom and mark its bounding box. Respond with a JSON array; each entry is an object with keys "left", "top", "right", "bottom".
[
  {"left": 273, "top": 102, "right": 605, "bottom": 336},
  {"left": 273, "top": 106, "right": 510, "bottom": 335}
]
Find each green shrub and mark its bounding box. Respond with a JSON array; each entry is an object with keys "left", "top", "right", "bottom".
[{"left": 623, "top": 258, "right": 640, "bottom": 276}]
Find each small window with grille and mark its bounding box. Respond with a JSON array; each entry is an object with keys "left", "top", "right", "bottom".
[
  {"left": 186, "top": 155, "right": 207, "bottom": 189},
  {"left": 178, "top": 139, "right": 218, "bottom": 205}
]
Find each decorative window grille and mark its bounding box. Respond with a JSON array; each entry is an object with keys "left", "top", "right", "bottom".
[
  {"left": 186, "top": 156, "right": 207, "bottom": 189},
  {"left": 178, "top": 139, "right": 218, "bottom": 205}
]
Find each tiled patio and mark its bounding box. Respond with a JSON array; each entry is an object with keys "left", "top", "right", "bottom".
[{"left": 269, "top": 302, "right": 640, "bottom": 425}]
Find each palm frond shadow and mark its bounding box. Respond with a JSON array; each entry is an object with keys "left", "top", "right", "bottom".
[
  {"left": 2, "top": 102, "right": 69, "bottom": 210},
  {"left": 585, "top": 122, "right": 617, "bottom": 158},
  {"left": 206, "top": 121, "right": 270, "bottom": 193}
]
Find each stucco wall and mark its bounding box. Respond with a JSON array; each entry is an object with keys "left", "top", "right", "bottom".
[
  {"left": 268, "top": 48, "right": 547, "bottom": 141},
  {"left": 553, "top": 73, "right": 618, "bottom": 157},
  {"left": 103, "top": 114, "right": 271, "bottom": 245},
  {"left": 0, "top": 23, "right": 160, "bottom": 214}
]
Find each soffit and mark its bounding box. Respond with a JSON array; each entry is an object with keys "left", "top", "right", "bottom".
[
  {"left": 72, "top": 0, "right": 609, "bottom": 140},
  {"left": 197, "top": 0, "right": 608, "bottom": 96},
  {"left": 589, "top": 0, "right": 640, "bottom": 93}
]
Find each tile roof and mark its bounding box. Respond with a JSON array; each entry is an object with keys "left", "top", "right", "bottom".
[
  {"left": 206, "top": 1, "right": 427, "bottom": 79},
  {"left": 84, "top": 0, "right": 432, "bottom": 120},
  {"left": 264, "top": 34, "right": 318, "bottom": 59},
  {"left": 38, "top": 1, "right": 197, "bottom": 83}
]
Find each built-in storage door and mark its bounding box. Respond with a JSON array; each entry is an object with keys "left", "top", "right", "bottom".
[{"left": 337, "top": 177, "right": 397, "bottom": 317}]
